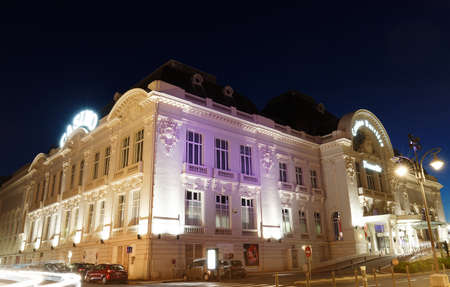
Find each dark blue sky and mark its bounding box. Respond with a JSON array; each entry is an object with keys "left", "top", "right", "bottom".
[{"left": 1, "top": 2, "right": 449, "bottom": 218}]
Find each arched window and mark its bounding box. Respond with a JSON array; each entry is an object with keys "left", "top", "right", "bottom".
[{"left": 332, "top": 212, "right": 343, "bottom": 241}]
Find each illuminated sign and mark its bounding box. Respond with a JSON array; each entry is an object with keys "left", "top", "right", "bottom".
[
  {"left": 363, "top": 160, "right": 382, "bottom": 172},
  {"left": 207, "top": 249, "right": 217, "bottom": 270},
  {"left": 59, "top": 110, "right": 98, "bottom": 148},
  {"left": 352, "top": 120, "right": 384, "bottom": 147}
]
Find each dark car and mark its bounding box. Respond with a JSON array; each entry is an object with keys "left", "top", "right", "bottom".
[
  {"left": 69, "top": 263, "right": 95, "bottom": 276},
  {"left": 224, "top": 260, "right": 246, "bottom": 278},
  {"left": 85, "top": 264, "right": 128, "bottom": 284}
]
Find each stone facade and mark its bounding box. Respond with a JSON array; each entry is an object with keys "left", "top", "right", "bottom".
[{"left": 0, "top": 61, "right": 446, "bottom": 279}]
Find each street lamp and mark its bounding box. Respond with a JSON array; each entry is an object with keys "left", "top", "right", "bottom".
[{"left": 393, "top": 134, "right": 444, "bottom": 275}]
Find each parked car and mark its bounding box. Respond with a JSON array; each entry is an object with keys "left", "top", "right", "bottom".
[
  {"left": 85, "top": 264, "right": 128, "bottom": 284},
  {"left": 227, "top": 260, "right": 246, "bottom": 278},
  {"left": 183, "top": 258, "right": 213, "bottom": 281},
  {"left": 69, "top": 263, "right": 94, "bottom": 276}
]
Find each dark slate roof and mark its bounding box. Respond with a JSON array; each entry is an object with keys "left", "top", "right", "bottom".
[
  {"left": 261, "top": 90, "right": 339, "bottom": 136},
  {"left": 131, "top": 59, "right": 259, "bottom": 115}
]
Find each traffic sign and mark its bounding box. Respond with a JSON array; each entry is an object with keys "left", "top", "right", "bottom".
[
  {"left": 127, "top": 246, "right": 133, "bottom": 253},
  {"left": 305, "top": 246, "right": 312, "bottom": 258}
]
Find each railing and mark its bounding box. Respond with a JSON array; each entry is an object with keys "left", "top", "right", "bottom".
[
  {"left": 213, "top": 168, "right": 236, "bottom": 180},
  {"left": 215, "top": 228, "right": 232, "bottom": 235},
  {"left": 184, "top": 225, "right": 205, "bottom": 234},
  {"left": 296, "top": 185, "right": 308, "bottom": 193},
  {"left": 183, "top": 163, "right": 209, "bottom": 176},
  {"left": 279, "top": 181, "right": 294, "bottom": 192},
  {"left": 240, "top": 173, "right": 258, "bottom": 184},
  {"left": 242, "top": 229, "right": 258, "bottom": 236}
]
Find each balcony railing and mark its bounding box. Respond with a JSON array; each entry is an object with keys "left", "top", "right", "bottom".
[
  {"left": 215, "top": 228, "right": 232, "bottom": 235},
  {"left": 295, "top": 185, "right": 308, "bottom": 193},
  {"left": 183, "top": 163, "right": 209, "bottom": 176},
  {"left": 242, "top": 229, "right": 258, "bottom": 236},
  {"left": 213, "top": 169, "right": 236, "bottom": 180},
  {"left": 279, "top": 181, "right": 293, "bottom": 192},
  {"left": 240, "top": 173, "right": 259, "bottom": 185},
  {"left": 184, "top": 225, "right": 205, "bottom": 234}
]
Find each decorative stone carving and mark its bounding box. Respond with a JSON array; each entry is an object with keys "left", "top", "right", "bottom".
[
  {"left": 239, "top": 186, "right": 259, "bottom": 198},
  {"left": 258, "top": 144, "right": 275, "bottom": 175},
  {"left": 157, "top": 117, "right": 180, "bottom": 154},
  {"left": 344, "top": 155, "right": 355, "bottom": 183}
]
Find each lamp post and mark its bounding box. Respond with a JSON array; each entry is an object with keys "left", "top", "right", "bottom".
[{"left": 394, "top": 134, "right": 444, "bottom": 274}]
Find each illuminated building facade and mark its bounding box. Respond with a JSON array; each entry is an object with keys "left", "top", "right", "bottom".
[{"left": 0, "top": 60, "right": 447, "bottom": 279}]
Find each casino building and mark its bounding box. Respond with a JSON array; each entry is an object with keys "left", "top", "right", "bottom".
[{"left": 0, "top": 60, "right": 447, "bottom": 279}]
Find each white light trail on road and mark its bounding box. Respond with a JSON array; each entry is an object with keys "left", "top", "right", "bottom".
[{"left": 0, "top": 269, "right": 81, "bottom": 287}]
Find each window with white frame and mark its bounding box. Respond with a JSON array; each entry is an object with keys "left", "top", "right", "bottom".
[
  {"left": 129, "top": 190, "right": 140, "bottom": 226},
  {"left": 28, "top": 221, "right": 35, "bottom": 242},
  {"left": 31, "top": 220, "right": 38, "bottom": 242},
  {"left": 70, "top": 165, "right": 75, "bottom": 189},
  {"left": 215, "top": 139, "right": 229, "bottom": 170},
  {"left": 186, "top": 131, "right": 203, "bottom": 165},
  {"left": 240, "top": 145, "right": 253, "bottom": 175},
  {"left": 215, "top": 195, "right": 230, "bottom": 229},
  {"left": 310, "top": 170, "right": 318, "bottom": 188},
  {"left": 185, "top": 190, "right": 202, "bottom": 226},
  {"left": 299, "top": 210, "right": 308, "bottom": 234},
  {"left": 87, "top": 204, "right": 95, "bottom": 233},
  {"left": 50, "top": 215, "right": 57, "bottom": 239},
  {"left": 93, "top": 152, "right": 100, "bottom": 179},
  {"left": 104, "top": 146, "right": 111, "bottom": 176},
  {"left": 355, "top": 162, "right": 362, "bottom": 188},
  {"left": 98, "top": 201, "right": 105, "bottom": 230},
  {"left": 281, "top": 208, "right": 292, "bottom": 234},
  {"left": 62, "top": 210, "right": 71, "bottom": 238},
  {"left": 366, "top": 169, "right": 376, "bottom": 190},
  {"left": 43, "top": 216, "right": 51, "bottom": 240},
  {"left": 120, "top": 137, "right": 130, "bottom": 169},
  {"left": 134, "top": 129, "right": 144, "bottom": 163},
  {"left": 116, "top": 195, "right": 126, "bottom": 228},
  {"left": 279, "top": 163, "right": 288, "bottom": 182},
  {"left": 241, "top": 198, "right": 255, "bottom": 230},
  {"left": 73, "top": 208, "right": 79, "bottom": 231},
  {"left": 78, "top": 160, "right": 84, "bottom": 186},
  {"left": 314, "top": 212, "right": 322, "bottom": 234},
  {"left": 295, "top": 167, "right": 303, "bottom": 185}
]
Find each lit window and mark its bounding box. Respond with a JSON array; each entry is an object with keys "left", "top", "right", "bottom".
[
  {"left": 129, "top": 190, "right": 140, "bottom": 226},
  {"left": 78, "top": 160, "right": 84, "bottom": 186},
  {"left": 240, "top": 145, "right": 253, "bottom": 175},
  {"left": 73, "top": 208, "right": 79, "bottom": 231},
  {"left": 87, "top": 204, "right": 95, "bottom": 233},
  {"left": 28, "top": 221, "right": 35, "bottom": 242},
  {"left": 93, "top": 152, "right": 100, "bottom": 179},
  {"left": 241, "top": 198, "right": 255, "bottom": 230},
  {"left": 366, "top": 169, "right": 376, "bottom": 190},
  {"left": 134, "top": 129, "right": 144, "bottom": 163},
  {"left": 299, "top": 210, "right": 308, "bottom": 234},
  {"left": 62, "top": 210, "right": 71, "bottom": 238},
  {"left": 70, "top": 165, "right": 76, "bottom": 189},
  {"left": 282, "top": 208, "right": 292, "bottom": 234},
  {"left": 185, "top": 190, "right": 202, "bottom": 226},
  {"left": 333, "top": 211, "right": 343, "bottom": 241},
  {"left": 120, "top": 137, "right": 130, "bottom": 168},
  {"left": 215, "top": 195, "right": 230, "bottom": 229},
  {"left": 215, "top": 139, "right": 229, "bottom": 170},
  {"left": 310, "top": 170, "right": 318, "bottom": 189},
  {"left": 116, "top": 195, "right": 126, "bottom": 228},
  {"left": 43, "top": 216, "right": 51, "bottom": 240},
  {"left": 98, "top": 201, "right": 105, "bottom": 230},
  {"left": 295, "top": 167, "right": 303, "bottom": 186},
  {"left": 104, "top": 146, "right": 111, "bottom": 176},
  {"left": 355, "top": 162, "right": 362, "bottom": 188},
  {"left": 186, "top": 131, "right": 203, "bottom": 165},
  {"left": 279, "top": 163, "right": 288, "bottom": 182},
  {"left": 314, "top": 212, "right": 322, "bottom": 234}
]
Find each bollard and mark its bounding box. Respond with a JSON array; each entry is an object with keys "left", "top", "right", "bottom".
[
  {"left": 406, "top": 265, "right": 411, "bottom": 287},
  {"left": 373, "top": 268, "right": 378, "bottom": 287},
  {"left": 331, "top": 271, "right": 336, "bottom": 287},
  {"left": 354, "top": 269, "right": 358, "bottom": 287},
  {"left": 275, "top": 272, "right": 279, "bottom": 287},
  {"left": 360, "top": 266, "right": 368, "bottom": 287},
  {"left": 391, "top": 266, "right": 396, "bottom": 287}
]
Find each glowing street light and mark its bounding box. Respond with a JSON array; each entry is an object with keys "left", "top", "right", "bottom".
[
  {"left": 430, "top": 155, "right": 444, "bottom": 171},
  {"left": 395, "top": 164, "right": 409, "bottom": 177}
]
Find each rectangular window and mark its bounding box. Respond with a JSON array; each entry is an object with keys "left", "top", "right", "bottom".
[
  {"left": 78, "top": 160, "right": 84, "bottom": 186},
  {"left": 279, "top": 163, "right": 288, "bottom": 182},
  {"left": 310, "top": 170, "right": 318, "bottom": 188},
  {"left": 215, "top": 139, "right": 229, "bottom": 170},
  {"left": 129, "top": 190, "right": 140, "bottom": 226},
  {"left": 295, "top": 167, "right": 303, "bottom": 185},
  {"left": 240, "top": 145, "right": 253, "bottom": 175},
  {"left": 186, "top": 131, "right": 203, "bottom": 165},
  {"left": 134, "top": 129, "right": 144, "bottom": 163},
  {"left": 70, "top": 165, "right": 76, "bottom": 189},
  {"left": 314, "top": 212, "right": 322, "bottom": 234},
  {"left": 98, "top": 201, "right": 105, "bottom": 230},
  {"left": 185, "top": 190, "right": 202, "bottom": 226},
  {"left": 355, "top": 162, "right": 362, "bottom": 188},
  {"left": 121, "top": 137, "right": 130, "bottom": 168},
  {"left": 282, "top": 208, "right": 292, "bottom": 234},
  {"left": 215, "top": 195, "right": 230, "bottom": 229},
  {"left": 51, "top": 174, "right": 56, "bottom": 197},
  {"left": 58, "top": 170, "right": 63, "bottom": 194},
  {"left": 104, "top": 146, "right": 111, "bottom": 176},
  {"left": 73, "top": 208, "right": 79, "bottom": 230},
  {"left": 35, "top": 183, "right": 40, "bottom": 202},
  {"left": 116, "top": 195, "right": 126, "bottom": 228},
  {"left": 299, "top": 210, "right": 308, "bottom": 234},
  {"left": 87, "top": 204, "right": 95, "bottom": 233},
  {"left": 28, "top": 221, "right": 35, "bottom": 242},
  {"left": 366, "top": 169, "right": 376, "bottom": 190},
  {"left": 93, "top": 152, "right": 100, "bottom": 179},
  {"left": 63, "top": 210, "right": 71, "bottom": 238},
  {"left": 241, "top": 198, "right": 255, "bottom": 230},
  {"left": 43, "top": 216, "right": 51, "bottom": 240}
]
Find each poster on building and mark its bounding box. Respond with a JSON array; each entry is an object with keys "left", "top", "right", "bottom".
[{"left": 243, "top": 244, "right": 259, "bottom": 266}]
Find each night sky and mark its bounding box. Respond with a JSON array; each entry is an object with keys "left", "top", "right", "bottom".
[{"left": 1, "top": 2, "right": 449, "bottom": 218}]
